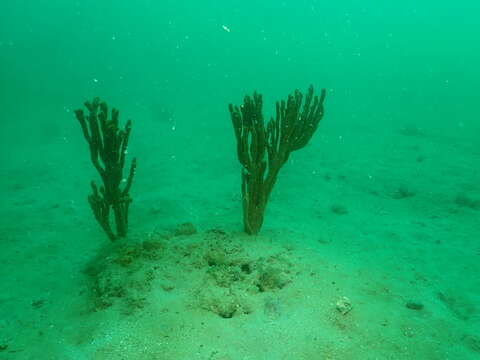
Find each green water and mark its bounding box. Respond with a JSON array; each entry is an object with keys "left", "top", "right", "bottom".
[{"left": 1, "top": 1, "right": 479, "bottom": 359}]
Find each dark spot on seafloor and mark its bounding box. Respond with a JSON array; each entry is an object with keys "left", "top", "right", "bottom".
[
  {"left": 405, "top": 301, "right": 424, "bottom": 311},
  {"left": 330, "top": 204, "right": 348, "bottom": 215},
  {"left": 240, "top": 263, "right": 252, "bottom": 274}
]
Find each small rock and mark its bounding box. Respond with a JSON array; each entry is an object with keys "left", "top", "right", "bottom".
[
  {"left": 161, "top": 283, "right": 175, "bottom": 292},
  {"left": 336, "top": 296, "right": 353, "bottom": 315}
]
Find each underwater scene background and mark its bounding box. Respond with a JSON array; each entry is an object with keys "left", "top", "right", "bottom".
[{"left": 1, "top": 0, "right": 479, "bottom": 359}]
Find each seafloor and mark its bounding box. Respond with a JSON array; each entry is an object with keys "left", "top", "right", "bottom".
[{"left": 1, "top": 114, "right": 479, "bottom": 359}]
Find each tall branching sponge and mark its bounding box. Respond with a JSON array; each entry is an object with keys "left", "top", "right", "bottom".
[
  {"left": 74, "top": 98, "right": 137, "bottom": 241},
  {"left": 229, "top": 85, "right": 326, "bottom": 235}
]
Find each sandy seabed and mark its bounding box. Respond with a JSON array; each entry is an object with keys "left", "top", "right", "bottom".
[{"left": 1, "top": 123, "right": 479, "bottom": 359}]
